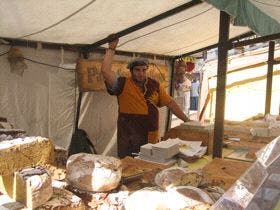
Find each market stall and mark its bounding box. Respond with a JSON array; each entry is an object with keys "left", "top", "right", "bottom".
[{"left": 0, "top": 0, "right": 280, "bottom": 209}]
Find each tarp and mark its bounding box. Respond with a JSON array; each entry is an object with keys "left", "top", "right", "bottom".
[{"left": 206, "top": 0, "right": 280, "bottom": 36}]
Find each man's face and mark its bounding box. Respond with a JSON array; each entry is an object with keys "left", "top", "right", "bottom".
[{"left": 131, "top": 65, "right": 148, "bottom": 82}]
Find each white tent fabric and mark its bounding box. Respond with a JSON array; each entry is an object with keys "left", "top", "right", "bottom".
[
  {"left": 0, "top": 46, "right": 77, "bottom": 147},
  {"left": 114, "top": 2, "right": 250, "bottom": 56},
  {"left": 0, "top": 0, "right": 250, "bottom": 56},
  {"left": 0, "top": 45, "right": 119, "bottom": 153}
]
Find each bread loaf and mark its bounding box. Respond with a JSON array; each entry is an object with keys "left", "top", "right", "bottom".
[
  {"left": 45, "top": 164, "right": 66, "bottom": 181},
  {"left": 0, "top": 136, "right": 54, "bottom": 176},
  {"left": 155, "top": 167, "right": 202, "bottom": 190},
  {"left": 14, "top": 166, "right": 53, "bottom": 209},
  {"left": 0, "top": 175, "right": 13, "bottom": 197},
  {"left": 165, "top": 186, "right": 214, "bottom": 209},
  {"left": 125, "top": 187, "right": 168, "bottom": 210},
  {"left": 121, "top": 156, "right": 166, "bottom": 178},
  {"left": 53, "top": 145, "right": 67, "bottom": 167},
  {"left": 36, "top": 188, "right": 85, "bottom": 210},
  {"left": 201, "top": 186, "right": 225, "bottom": 202},
  {"left": 66, "top": 153, "right": 121, "bottom": 192}
]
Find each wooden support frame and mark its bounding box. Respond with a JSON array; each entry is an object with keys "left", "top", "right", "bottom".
[
  {"left": 212, "top": 11, "right": 230, "bottom": 158},
  {"left": 265, "top": 41, "right": 275, "bottom": 115}
]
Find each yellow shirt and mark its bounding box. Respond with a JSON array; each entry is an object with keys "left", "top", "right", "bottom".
[{"left": 107, "top": 76, "right": 172, "bottom": 143}]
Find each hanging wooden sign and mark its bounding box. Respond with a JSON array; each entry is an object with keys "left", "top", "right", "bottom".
[{"left": 77, "top": 59, "right": 169, "bottom": 92}]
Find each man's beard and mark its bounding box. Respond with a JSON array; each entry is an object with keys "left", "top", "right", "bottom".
[{"left": 132, "top": 77, "right": 146, "bottom": 85}]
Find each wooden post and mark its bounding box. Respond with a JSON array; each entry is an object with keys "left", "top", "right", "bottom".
[
  {"left": 265, "top": 41, "right": 275, "bottom": 115},
  {"left": 165, "top": 59, "right": 176, "bottom": 133},
  {"left": 212, "top": 11, "right": 230, "bottom": 158}
]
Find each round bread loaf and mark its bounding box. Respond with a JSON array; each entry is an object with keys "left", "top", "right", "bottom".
[
  {"left": 125, "top": 187, "right": 168, "bottom": 210},
  {"left": 155, "top": 167, "right": 202, "bottom": 190},
  {"left": 66, "top": 153, "right": 121, "bottom": 192},
  {"left": 165, "top": 186, "right": 214, "bottom": 209}
]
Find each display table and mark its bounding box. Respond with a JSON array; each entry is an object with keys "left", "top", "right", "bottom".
[
  {"left": 164, "top": 121, "right": 277, "bottom": 157},
  {"left": 202, "top": 158, "right": 252, "bottom": 190}
]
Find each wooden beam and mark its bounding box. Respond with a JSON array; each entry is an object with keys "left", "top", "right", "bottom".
[
  {"left": 230, "top": 33, "right": 280, "bottom": 50},
  {"left": 213, "top": 11, "right": 230, "bottom": 158},
  {"left": 199, "top": 93, "right": 211, "bottom": 121},
  {"left": 265, "top": 41, "right": 275, "bottom": 115},
  {"left": 274, "top": 60, "right": 280, "bottom": 65},
  {"left": 209, "top": 69, "right": 280, "bottom": 93},
  {"left": 209, "top": 57, "right": 280, "bottom": 80}
]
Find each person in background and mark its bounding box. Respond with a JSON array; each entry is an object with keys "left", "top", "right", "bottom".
[
  {"left": 190, "top": 77, "right": 200, "bottom": 111},
  {"left": 101, "top": 36, "right": 190, "bottom": 158}
]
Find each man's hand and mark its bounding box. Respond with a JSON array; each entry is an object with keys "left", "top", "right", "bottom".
[
  {"left": 167, "top": 99, "right": 191, "bottom": 123},
  {"left": 107, "top": 34, "right": 119, "bottom": 50}
]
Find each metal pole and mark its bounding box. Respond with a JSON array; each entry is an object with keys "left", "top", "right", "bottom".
[
  {"left": 213, "top": 11, "right": 230, "bottom": 158},
  {"left": 265, "top": 41, "right": 275, "bottom": 115},
  {"left": 75, "top": 92, "right": 83, "bottom": 131}
]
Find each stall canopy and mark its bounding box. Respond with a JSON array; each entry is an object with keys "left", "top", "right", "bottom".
[
  {"left": 1, "top": 1, "right": 279, "bottom": 56},
  {"left": 0, "top": 0, "right": 252, "bottom": 56}
]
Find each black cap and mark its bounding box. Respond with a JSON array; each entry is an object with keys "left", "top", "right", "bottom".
[{"left": 127, "top": 58, "right": 149, "bottom": 70}]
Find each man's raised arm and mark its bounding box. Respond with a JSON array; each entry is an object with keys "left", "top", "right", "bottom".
[{"left": 101, "top": 38, "right": 119, "bottom": 87}]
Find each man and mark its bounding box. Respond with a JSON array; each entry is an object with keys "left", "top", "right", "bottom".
[
  {"left": 101, "top": 37, "right": 190, "bottom": 158},
  {"left": 190, "top": 77, "right": 200, "bottom": 111}
]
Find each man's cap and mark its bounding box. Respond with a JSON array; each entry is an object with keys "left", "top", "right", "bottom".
[{"left": 127, "top": 58, "right": 149, "bottom": 70}]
